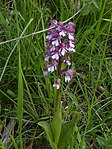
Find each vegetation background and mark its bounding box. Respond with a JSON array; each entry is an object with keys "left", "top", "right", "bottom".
[{"left": 0, "top": 0, "right": 112, "bottom": 148}]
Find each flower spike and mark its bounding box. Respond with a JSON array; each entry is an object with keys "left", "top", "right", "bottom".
[{"left": 43, "top": 20, "right": 76, "bottom": 89}]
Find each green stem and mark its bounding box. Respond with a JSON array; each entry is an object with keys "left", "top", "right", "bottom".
[
  {"left": 55, "top": 87, "right": 60, "bottom": 112},
  {"left": 55, "top": 57, "right": 62, "bottom": 112}
]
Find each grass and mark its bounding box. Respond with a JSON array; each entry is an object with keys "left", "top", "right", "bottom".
[{"left": 0, "top": 0, "right": 112, "bottom": 148}]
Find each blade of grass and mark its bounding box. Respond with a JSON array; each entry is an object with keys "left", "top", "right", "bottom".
[
  {"left": 22, "top": 72, "right": 38, "bottom": 118},
  {"left": 17, "top": 47, "right": 23, "bottom": 149}
]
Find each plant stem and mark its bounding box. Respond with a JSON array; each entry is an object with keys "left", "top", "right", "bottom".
[{"left": 55, "top": 57, "right": 62, "bottom": 112}]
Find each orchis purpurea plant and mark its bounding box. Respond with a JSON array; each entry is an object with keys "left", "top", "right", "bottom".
[
  {"left": 38, "top": 20, "right": 79, "bottom": 149},
  {"left": 43, "top": 20, "right": 75, "bottom": 111}
]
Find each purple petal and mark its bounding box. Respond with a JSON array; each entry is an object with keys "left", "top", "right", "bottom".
[
  {"left": 68, "top": 22, "right": 75, "bottom": 27},
  {"left": 50, "top": 19, "right": 57, "bottom": 25}
]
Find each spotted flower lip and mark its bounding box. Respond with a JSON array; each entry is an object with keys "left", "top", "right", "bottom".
[
  {"left": 52, "top": 52, "right": 59, "bottom": 60},
  {"left": 68, "top": 33, "right": 74, "bottom": 40},
  {"left": 43, "top": 19, "right": 76, "bottom": 89}
]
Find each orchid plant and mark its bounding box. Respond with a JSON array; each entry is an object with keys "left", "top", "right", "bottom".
[{"left": 38, "top": 20, "right": 79, "bottom": 149}]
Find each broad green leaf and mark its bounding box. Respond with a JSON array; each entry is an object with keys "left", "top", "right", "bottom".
[
  {"left": 51, "top": 109, "right": 62, "bottom": 146},
  {"left": 58, "top": 119, "right": 76, "bottom": 149},
  {"left": 92, "top": 0, "right": 100, "bottom": 9},
  {"left": 38, "top": 121, "right": 54, "bottom": 148}
]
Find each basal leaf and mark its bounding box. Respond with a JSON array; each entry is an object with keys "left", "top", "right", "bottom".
[
  {"left": 51, "top": 109, "right": 62, "bottom": 146},
  {"left": 58, "top": 120, "right": 75, "bottom": 149},
  {"left": 38, "top": 121, "right": 54, "bottom": 148}
]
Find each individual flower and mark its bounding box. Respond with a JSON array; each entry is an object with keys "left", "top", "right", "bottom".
[
  {"left": 43, "top": 60, "right": 57, "bottom": 74},
  {"left": 63, "top": 56, "right": 71, "bottom": 66},
  {"left": 44, "top": 51, "right": 51, "bottom": 61},
  {"left": 53, "top": 78, "right": 60, "bottom": 90},
  {"left": 64, "top": 69, "right": 75, "bottom": 82},
  {"left": 47, "top": 61, "right": 57, "bottom": 72}
]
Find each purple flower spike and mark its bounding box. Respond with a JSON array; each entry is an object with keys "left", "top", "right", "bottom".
[{"left": 43, "top": 19, "right": 76, "bottom": 89}]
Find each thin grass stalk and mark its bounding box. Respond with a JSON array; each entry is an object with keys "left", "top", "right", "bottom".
[
  {"left": 60, "top": 0, "right": 64, "bottom": 21},
  {"left": 22, "top": 72, "right": 38, "bottom": 118},
  {"left": 17, "top": 47, "right": 23, "bottom": 149}
]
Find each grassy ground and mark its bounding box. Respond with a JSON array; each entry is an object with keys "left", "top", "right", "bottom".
[{"left": 0, "top": 0, "right": 112, "bottom": 148}]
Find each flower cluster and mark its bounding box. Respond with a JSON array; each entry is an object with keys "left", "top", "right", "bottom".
[{"left": 43, "top": 20, "right": 75, "bottom": 89}]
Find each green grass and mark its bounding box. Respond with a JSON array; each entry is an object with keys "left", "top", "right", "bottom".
[{"left": 0, "top": 0, "right": 112, "bottom": 148}]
